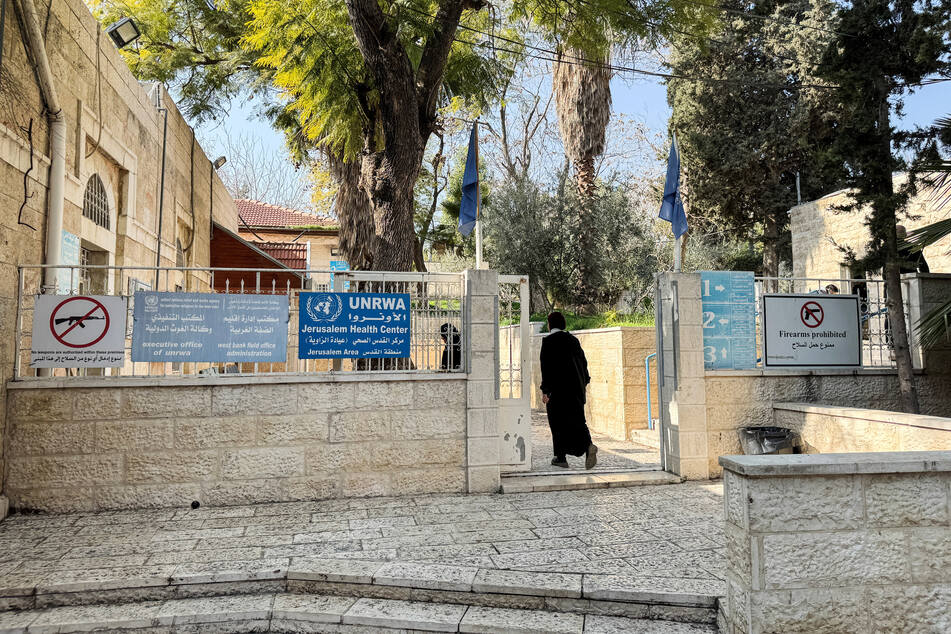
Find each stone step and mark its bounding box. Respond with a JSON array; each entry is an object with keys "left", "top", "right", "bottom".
[
  {"left": 0, "top": 591, "right": 719, "bottom": 633},
  {"left": 629, "top": 429, "right": 661, "bottom": 449},
  {"left": 500, "top": 470, "right": 683, "bottom": 493},
  {"left": 0, "top": 558, "right": 720, "bottom": 626}
]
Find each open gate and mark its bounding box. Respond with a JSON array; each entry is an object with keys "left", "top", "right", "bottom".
[{"left": 498, "top": 275, "right": 532, "bottom": 471}]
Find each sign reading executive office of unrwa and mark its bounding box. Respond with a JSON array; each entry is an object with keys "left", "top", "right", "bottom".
[
  {"left": 299, "top": 292, "right": 410, "bottom": 359},
  {"left": 763, "top": 294, "right": 862, "bottom": 368},
  {"left": 30, "top": 295, "right": 127, "bottom": 367}
]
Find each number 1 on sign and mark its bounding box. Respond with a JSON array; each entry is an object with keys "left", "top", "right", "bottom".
[{"left": 703, "top": 279, "right": 710, "bottom": 297}]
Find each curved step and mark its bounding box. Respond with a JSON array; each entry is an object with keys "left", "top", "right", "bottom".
[
  {"left": 0, "top": 558, "right": 721, "bottom": 625},
  {"left": 0, "top": 592, "right": 718, "bottom": 633}
]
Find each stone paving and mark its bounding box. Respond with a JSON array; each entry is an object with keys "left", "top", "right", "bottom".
[
  {"left": 0, "top": 481, "right": 724, "bottom": 613},
  {"left": 530, "top": 411, "right": 662, "bottom": 474}
]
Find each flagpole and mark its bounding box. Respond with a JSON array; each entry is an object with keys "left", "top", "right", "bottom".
[{"left": 474, "top": 122, "right": 483, "bottom": 269}]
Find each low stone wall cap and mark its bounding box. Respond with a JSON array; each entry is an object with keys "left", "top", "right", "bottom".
[{"left": 719, "top": 451, "right": 951, "bottom": 477}]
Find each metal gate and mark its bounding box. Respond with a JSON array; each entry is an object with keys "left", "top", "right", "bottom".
[{"left": 498, "top": 275, "right": 532, "bottom": 471}]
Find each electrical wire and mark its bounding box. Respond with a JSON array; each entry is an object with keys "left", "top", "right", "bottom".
[{"left": 401, "top": 5, "right": 841, "bottom": 90}]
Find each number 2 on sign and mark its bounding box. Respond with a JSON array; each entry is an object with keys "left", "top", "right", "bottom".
[
  {"left": 704, "top": 346, "right": 717, "bottom": 364},
  {"left": 702, "top": 311, "right": 714, "bottom": 328}
]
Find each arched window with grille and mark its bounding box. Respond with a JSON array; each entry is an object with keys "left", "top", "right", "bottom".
[{"left": 82, "top": 174, "right": 110, "bottom": 230}]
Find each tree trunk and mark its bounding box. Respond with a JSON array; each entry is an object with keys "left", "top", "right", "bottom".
[
  {"left": 762, "top": 209, "right": 780, "bottom": 279},
  {"left": 345, "top": 0, "right": 469, "bottom": 272},
  {"left": 361, "top": 148, "right": 422, "bottom": 271},
  {"left": 328, "top": 154, "right": 374, "bottom": 270},
  {"left": 872, "top": 88, "right": 919, "bottom": 413},
  {"left": 884, "top": 223, "right": 920, "bottom": 413}
]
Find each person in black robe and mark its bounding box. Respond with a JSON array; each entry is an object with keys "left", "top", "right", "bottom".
[
  {"left": 439, "top": 323, "right": 462, "bottom": 370},
  {"left": 539, "top": 311, "right": 598, "bottom": 469}
]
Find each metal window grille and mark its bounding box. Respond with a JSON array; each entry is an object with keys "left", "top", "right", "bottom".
[
  {"left": 82, "top": 175, "right": 110, "bottom": 230},
  {"left": 175, "top": 240, "right": 185, "bottom": 268}
]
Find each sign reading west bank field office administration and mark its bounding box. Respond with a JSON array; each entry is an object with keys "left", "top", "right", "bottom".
[
  {"left": 299, "top": 292, "right": 410, "bottom": 359},
  {"left": 132, "top": 292, "right": 289, "bottom": 363},
  {"left": 31, "top": 295, "right": 127, "bottom": 367},
  {"left": 763, "top": 294, "right": 861, "bottom": 368}
]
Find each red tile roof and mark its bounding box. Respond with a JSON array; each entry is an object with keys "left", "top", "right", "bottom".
[
  {"left": 253, "top": 241, "right": 309, "bottom": 270},
  {"left": 236, "top": 199, "right": 336, "bottom": 229}
]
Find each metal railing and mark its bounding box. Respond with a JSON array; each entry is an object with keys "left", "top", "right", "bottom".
[
  {"left": 754, "top": 276, "right": 912, "bottom": 368},
  {"left": 14, "top": 265, "right": 466, "bottom": 379}
]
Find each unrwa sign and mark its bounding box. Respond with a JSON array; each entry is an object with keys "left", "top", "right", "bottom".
[{"left": 299, "top": 292, "right": 410, "bottom": 359}]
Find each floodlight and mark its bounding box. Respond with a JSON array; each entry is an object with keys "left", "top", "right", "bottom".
[{"left": 105, "top": 18, "right": 141, "bottom": 49}]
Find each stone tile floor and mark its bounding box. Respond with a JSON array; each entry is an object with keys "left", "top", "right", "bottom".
[
  {"left": 530, "top": 411, "right": 662, "bottom": 474},
  {"left": 0, "top": 481, "right": 724, "bottom": 605}
]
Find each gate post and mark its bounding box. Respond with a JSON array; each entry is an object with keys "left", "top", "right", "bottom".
[
  {"left": 658, "top": 272, "right": 710, "bottom": 479},
  {"left": 464, "top": 268, "right": 501, "bottom": 492}
]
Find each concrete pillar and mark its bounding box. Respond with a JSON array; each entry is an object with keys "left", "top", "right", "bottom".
[{"left": 464, "top": 268, "right": 500, "bottom": 493}]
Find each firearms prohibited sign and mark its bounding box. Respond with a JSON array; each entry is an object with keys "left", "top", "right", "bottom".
[{"left": 31, "top": 295, "right": 127, "bottom": 367}]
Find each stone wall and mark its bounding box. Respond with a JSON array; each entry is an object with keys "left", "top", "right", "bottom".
[
  {"left": 530, "top": 327, "right": 657, "bottom": 442},
  {"left": 0, "top": 0, "right": 237, "bottom": 502},
  {"left": 703, "top": 370, "right": 951, "bottom": 477},
  {"left": 720, "top": 452, "right": 951, "bottom": 633},
  {"left": 4, "top": 376, "right": 467, "bottom": 513},
  {"left": 790, "top": 184, "right": 951, "bottom": 279},
  {"left": 774, "top": 402, "right": 951, "bottom": 454},
  {"left": 657, "top": 272, "right": 951, "bottom": 480}
]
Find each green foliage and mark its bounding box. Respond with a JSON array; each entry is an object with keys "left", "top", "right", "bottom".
[
  {"left": 668, "top": 0, "right": 846, "bottom": 273},
  {"left": 533, "top": 310, "right": 654, "bottom": 331},
  {"left": 483, "top": 173, "right": 655, "bottom": 312},
  {"left": 816, "top": 0, "right": 950, "bottom": 272},
  {"left": 90, "top": 0, "right": 255, "bottom": 122}
]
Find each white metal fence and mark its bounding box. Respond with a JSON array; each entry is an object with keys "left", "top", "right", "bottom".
[
  {"left": 14, "top": 265, "right": 465, "bottom": 379},
  {"left": 755, "top": 276, "right": 912, "bottom": 368}
]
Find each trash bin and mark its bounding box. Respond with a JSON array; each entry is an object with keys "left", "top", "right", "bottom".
[{"left": 739, "top": 426, "right": 798, "bottom": 455}]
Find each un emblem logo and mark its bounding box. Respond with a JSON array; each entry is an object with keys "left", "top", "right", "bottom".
[
  {"left": 305, "top": 293, "right": 343, "bottom": 322},
  {"left": 145, "top": 294, "right": 158, "bottom": 307}
]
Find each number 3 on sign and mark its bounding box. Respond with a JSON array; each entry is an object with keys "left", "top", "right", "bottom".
[{"left": 704, "top": 346, "right": 717, "bottom": 364}]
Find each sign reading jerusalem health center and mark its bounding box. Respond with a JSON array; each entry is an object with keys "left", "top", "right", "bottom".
[
  {"left": 299, "top": 292, "right": 410, "bottom": 359},
  {"left": 132, "top": 292, "right": 289, "bottom": 363},
  {"left": 763, "top": 294, "right": 861, "bottom": 368},
  {"left": 31, "top": 295, "right": 127, "bottom": 367}
]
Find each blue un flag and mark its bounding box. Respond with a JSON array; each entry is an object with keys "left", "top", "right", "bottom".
[
  {"left": 659, "top": 136, "right": 688, "bottom": 238},
  {"left": 458, "top": 125, "right": 479, "bottom": 237}
]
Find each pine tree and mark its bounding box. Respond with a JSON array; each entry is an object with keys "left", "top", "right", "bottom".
[
  {"left": 816, "top": 0, "right": 951, "bottom": 413},
  {"left": 667, "top": 0, "right": 847, "bottom": 278}
]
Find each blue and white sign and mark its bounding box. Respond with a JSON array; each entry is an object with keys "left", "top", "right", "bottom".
[
  {"left": 299, "top": 292, "right": 410, "bottom": 359},
  {"left": 132, "top": 292, "right": 289, "bottom": 363},
  {"left": 329, "top": 260, "right": 350, "bottom": 290},
  {"left": 700, "top": 271, "right": 756, "bottom": 370}
]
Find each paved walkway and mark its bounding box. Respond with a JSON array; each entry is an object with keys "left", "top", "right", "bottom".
[
  {"left": 530, "top": 411, "right": 662, "bottom": 473},
  {"left": 0, "top": 482, "right": 724, "bottom": 605}
]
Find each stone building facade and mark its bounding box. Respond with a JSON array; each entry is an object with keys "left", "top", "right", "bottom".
[
  {"left": 790, "top": 182, "right": 951, "bottom": 279},
  {"left": 0, "top": 0, "right": 237, "bottom": 498}
]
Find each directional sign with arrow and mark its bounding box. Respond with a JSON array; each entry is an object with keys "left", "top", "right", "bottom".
[{"left": 700, "top": 271, "right": 757, "bottom": 369}]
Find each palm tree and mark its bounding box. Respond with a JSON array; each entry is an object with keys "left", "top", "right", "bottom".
[
  {"left": 328, "top": 153, "right": 375, "bottom": 271},
  {"left": 553, "top": 48, "right": 612, "bottom": 308},
  {"left": 553, "top": 48, "right": 613, "bottom": 198},
  {"left": 907, "top": 115, "right": 951, "bottom": 348}
]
